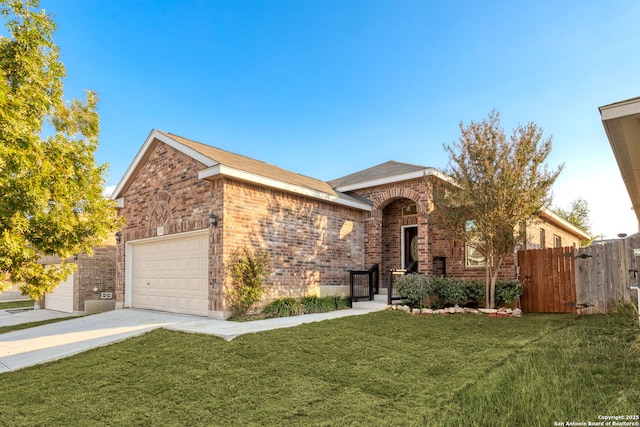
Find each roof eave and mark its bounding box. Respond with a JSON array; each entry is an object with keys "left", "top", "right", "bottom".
[
  {"left": 599, "top": 98, "right": 640, "bottom": 225},
  {"left": 111, "top": 129, "right": 217, "bottom": 200},
  {"left": 199, "top": 165, "right": 372, "bottom": 211},
  {"left": 539, "top": 208, "right": 592, "bottom": 240},
  {"left": 334, "top": 168, "right": 453, "bottom": 192}
]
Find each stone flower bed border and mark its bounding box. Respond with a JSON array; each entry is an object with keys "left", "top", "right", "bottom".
[{"left": 389, "top": 304, "right": 523, "bottom": 317}]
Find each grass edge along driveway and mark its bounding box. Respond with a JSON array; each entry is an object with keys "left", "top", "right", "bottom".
[{"left": 0, "top": 309, "right": 638, "bottom": 426}]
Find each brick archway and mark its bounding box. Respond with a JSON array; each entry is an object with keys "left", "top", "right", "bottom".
[
  {"left": 364, "top": 186, "right": 430, "bottom": 291},
  {"left": 371, "top": 188, "right": 425, "bottom": 216}
]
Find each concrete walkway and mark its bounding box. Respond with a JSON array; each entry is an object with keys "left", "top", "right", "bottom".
[{"left": 0, "top": 300, "right": 386, "bottom": 374}]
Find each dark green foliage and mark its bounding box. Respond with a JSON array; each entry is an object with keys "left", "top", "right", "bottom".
[
  {"left": 326, "top": 295, "right": 350, "bottom": 310},
  {"left": 300, "top": 296, "right": 332, "bottom": 313},
  {"left": 300, "top": 295, "right": 350, "bottom": 313},
  {"left": 394, "top": 273, "right": 432, "bottom": 307},
  {"left": 262, "top": 297, "right": 305, "bottom": 317},
  {"left": 432, "top": 277, "right": 467, "bottom": 306},
  {"left": 495, "top": 279, "right": 524, "bottom": 304},
  {"left": 464, "top": 280, "right": 485, "bottom": 305},
  {"left": 395, "top": 275, "right": 522, "bottom": 308},
  {"left": 263, "top": 295, "right": 351, "bottom": 318}
]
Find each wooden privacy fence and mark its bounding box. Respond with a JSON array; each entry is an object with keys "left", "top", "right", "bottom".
[
  {"left": 518, "top": 247, "right": 576, "bottom": 313},
  {"left": 574, "top": 235, "right": 640, "bottom": 314},
  {"left": 517, "top": 235, "right": 640, "bottom": 314}
]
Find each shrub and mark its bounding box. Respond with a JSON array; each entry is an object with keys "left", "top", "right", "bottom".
[
  {"left": 262, "top": 298, "right": 306, "bottom": 317},
  {"left": 395, "top": 274, "right": 432, "bottom": 308},
  {"left": 495, "top": 279, "right": 524, "bottom": 304},
  {"left": 464, "top": 280, "right": 485, "bottom": 307},
  {"left": 225, "top": 247, "right": 270, "bottom": 318},
  {"left": 328, "top": 295, "right": 351, "bottom": 310},
  {"left": 433, "top": 277, "right": 467, "bottom": 307},
  {"left": 301, "top": 296, "right": 332, "bottom": 313},
  {"left": 300, "top": 295, "right": 351, "bottom": 313}
]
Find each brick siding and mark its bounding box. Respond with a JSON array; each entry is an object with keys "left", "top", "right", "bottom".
[{"left": 116, "top": 139, "right": 366, "bottom": 316}]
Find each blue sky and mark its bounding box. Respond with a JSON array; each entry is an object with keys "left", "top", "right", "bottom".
[{"left": 23, "top": 1, "right": 640, "bottom": 238}]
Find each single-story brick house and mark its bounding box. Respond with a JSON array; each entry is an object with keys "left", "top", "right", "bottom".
[{"left": 112, "top": 129, "right": 589, "bottom": 319}]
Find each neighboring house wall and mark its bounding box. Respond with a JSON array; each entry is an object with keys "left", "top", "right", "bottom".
[
  {"left": 39, "top": 246, "right": 116, "bottom": 315},
  {"left": 524, "top": 218, "right": 583, "bottom": 249},
  {"left": 74, "top": 247, "right": 117, "bottom": 314}
]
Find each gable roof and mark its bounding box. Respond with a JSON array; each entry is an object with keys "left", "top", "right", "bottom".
[
  {"left": 328, "top": 160, "right": 452, "bottom": 192},
  {"left": 328, "top": 161, "right": 591, "bottom": 240},
  {"left": 112, "top": 130, "right": 371, "bottom": 211}
]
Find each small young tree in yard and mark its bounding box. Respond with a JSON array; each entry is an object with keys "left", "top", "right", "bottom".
[
  {"left": 225, "top": 248, "right": 270, "bottom": 317},
  {"left": 0, "top": 0, "right": 122, "bottom": 299},
  {"left": 555, "top": 197, "right": 593, "bottom": 245},
  {"left": 428, "top": 110, "right": 562, "bottom": 309}
]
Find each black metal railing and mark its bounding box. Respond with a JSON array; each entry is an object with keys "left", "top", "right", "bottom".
[
  {"left": 388, "top": 269, "right": 408, "bottom": 305},
  {"left": 349, "top": 264, "right": 379, "bottom": 305}
]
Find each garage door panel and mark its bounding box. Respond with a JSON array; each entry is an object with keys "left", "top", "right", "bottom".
[
  {"left": 130, "top": 232, "right": 209, "bottom": 317},
  {"left": 45, "top": 270, "right": 74, "bottom": 313}
]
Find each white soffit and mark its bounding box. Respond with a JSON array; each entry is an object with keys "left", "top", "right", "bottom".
[
  {"left": 335, "top": 168, "right": 454, "bottom": 192},
  {"left": 599, "top": 97, "right": 640, "bottom": 120},
  {"left": 199, "top": 165, "right": 372, "bottom": 211},
  {"left": 112, "top": 129, "right": 218, "bottom": 200},
  {"left": 600, "top": 97, "right": 640, "bottom": 223}
]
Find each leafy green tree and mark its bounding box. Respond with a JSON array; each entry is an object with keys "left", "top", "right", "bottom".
[
  {"left": 427, "top": 110, "right": 562, "bottom": 308},
  {"left": 555, "top": 198, "right": 593, "bottom": 245},
  {"left": 0, "top": 0, "right": 122, "bottom": 299}
]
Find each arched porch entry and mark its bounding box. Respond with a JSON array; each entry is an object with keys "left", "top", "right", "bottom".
[{"left": 365, "top": 188, "right": 429, "bottom": 294}]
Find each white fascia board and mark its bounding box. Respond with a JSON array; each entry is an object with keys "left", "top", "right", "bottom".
[
  {"left": 539, "top": 208, "right": 591, "bottom": 240},
  {"left": 198, "top": 165, "right": 372, "bottom": 211},
  {"left": 335, "top": 168, "right": 455, "bottom": 192},
  {"left": 599, "top": 97, "right": 640, "bottom": 121},
  {"left": 111, "top": 129, "right": 217, "bottom": 200}
]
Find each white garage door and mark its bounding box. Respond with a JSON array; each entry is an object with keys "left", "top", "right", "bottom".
[
  {"left": 130, "top": 231, "right": 209, "bottom": 316},
  {"left": 45, "top": 270, "right": 74, "bottom": 313}
]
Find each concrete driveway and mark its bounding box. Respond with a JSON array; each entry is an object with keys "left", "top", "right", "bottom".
[{"left": 0, "top": 300, "right": 386, "bottom": 373}]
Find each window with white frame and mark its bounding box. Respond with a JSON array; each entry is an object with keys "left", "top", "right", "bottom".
[{"left": 554, "top": 235, "right": 562, "bottom": 248}]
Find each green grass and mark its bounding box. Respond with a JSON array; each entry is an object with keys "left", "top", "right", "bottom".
[
  {"left": 0, "top": 309, "right": 638, "bottom": 426},
  {"left": 0, "top": 317, "right": 76, "bottom": 335},
  {"left": 0, "top": 299, "right": 34, "bottom": 310}
]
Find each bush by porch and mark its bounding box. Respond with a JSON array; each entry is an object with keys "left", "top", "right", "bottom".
[{"left": 394, "top": 274, "right": 523, "bottom": 309}]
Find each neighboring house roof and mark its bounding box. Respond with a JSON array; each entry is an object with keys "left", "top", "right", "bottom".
[
  {"left": 328, "top": 160, "right": 452, "bottom": 192},
  {"left": 112, "top": 130, "right": 371, "bottom": 211},
  {"left": 599, "top": 96, "right": 640, "bottom": 226},
  {"left": 538, "top": 209, "right": 592, "bottom": 241}
]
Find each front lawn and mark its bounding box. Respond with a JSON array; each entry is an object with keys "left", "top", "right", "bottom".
[{"left": 0, "top": 309, "right": 638, "bottom": 426}]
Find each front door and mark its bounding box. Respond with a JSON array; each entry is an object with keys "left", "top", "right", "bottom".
[{"left": 403, "top": 226, "right": 418, "bottom": 272}]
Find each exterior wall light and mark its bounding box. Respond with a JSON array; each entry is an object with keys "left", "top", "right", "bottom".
[
  {"left": 115, "top": 231, "right": 122, "bottom": 244},
  {"left": 209, "top": 213, "right": 218, "bottom": 228}
]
